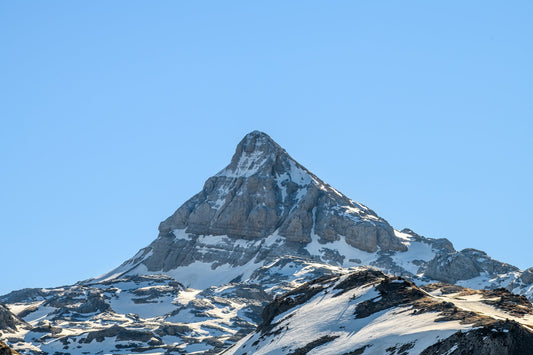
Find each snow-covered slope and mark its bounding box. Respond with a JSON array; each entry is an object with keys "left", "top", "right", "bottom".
[
  {"left": 2, "top": 131, "right": 533, "bottom": 354},
  {"left": 223, "top": 268, "right": 533, "bottom": 355},
  {"left": 0, "top": 258, "right": 346, "bottom": 354}
]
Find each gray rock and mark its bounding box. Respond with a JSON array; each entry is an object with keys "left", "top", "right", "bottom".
[
  {"left": 81, "top": 324, "right": 159, "bottom": 344},
  {"left": 461, "top": 248, "right": 519, "bottom": 275},
  {"left": 147, "top": 131, "right": 406, "bottom": 272},
  {"left": 0, "top": 303, "right": 27, "bottom": 333},
  {"left": 420, "top": 320, "right": 533, "bottom": 355},
  {"left": 0, "top": 288, "right": 44, "bottom": 304},
  {"left": 401, "top": 228, "right": 455, "bottom": 252},
  {"left": 76, "top": 292, "right": 111, "bottom": 314},
  {"left": 424, "top": 248, "right": 519, "bottom": 284},
  {"left": 155, "top": 323, "right": 191, "bottom": 337},
  {"left": 424, "top": 251, "right": 482, "bottom": 283},
  {"left": 520, "top": 267, "right": 533, "bottom": 285}
]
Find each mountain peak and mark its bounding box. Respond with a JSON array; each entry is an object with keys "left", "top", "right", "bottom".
[
  {"left": 239, "top": 130, "right": 280, "bottom": 152},
  {"left": 217, "top": 131, "right": 288, "bottom": 178},
  {"left": 153, "top": 130, "right": 406, "bottom": 265}
]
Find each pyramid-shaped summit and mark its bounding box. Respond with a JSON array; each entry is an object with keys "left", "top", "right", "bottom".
[
  {"left": 158, "top": 130, "right": 406, "bottom": 249},
  {"left": 102, "top": 131, "right": 407, "bottom": 284},
  {"left": 216, "top": 130, "right": 292, "bottom": 178}
]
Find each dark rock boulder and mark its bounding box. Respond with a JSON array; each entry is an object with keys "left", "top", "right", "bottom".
[{"left": 421, "top": 320, "right": 533, "bottom": 355}]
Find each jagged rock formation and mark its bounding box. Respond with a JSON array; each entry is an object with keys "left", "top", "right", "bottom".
[
  {"left": 0, "top": 302, "right": 29, "bottom": 336},
  {"left": 2, "top": 131, "right": 533, "bottom": 354},
  {"left": 156, "top": 131, "right": 405, "bottom": 262},
  {"left": 0, "top": 303, "right": 28, "bottom": 354},
  {"left": 0, "top": 304, "right": 22, "bottom": 333},
  {"left": 425, "top": 248, "right": 520, "bottom": 284},
  {"left": 521, "top": 267, "right": 533, "bottom": 285}
]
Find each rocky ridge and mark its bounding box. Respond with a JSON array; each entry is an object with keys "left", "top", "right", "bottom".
[{"left": 223, "top": 268, "right": 533, "bottom": 355}]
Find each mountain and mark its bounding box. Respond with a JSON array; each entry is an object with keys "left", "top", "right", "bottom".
[
  {"left": 1, "top": 131, "right": 532, "bottom": 354},
  {"left": 94, "top": 130, "right": 406, "bottom": 288}
]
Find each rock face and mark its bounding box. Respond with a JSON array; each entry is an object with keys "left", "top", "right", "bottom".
[
  {"left": 520, "top": 267, "right": 533, "bottom": 285},
  {"left": 112, "top": 131, "right": 408, "bottom": 282},
  {"left": 420, "top": 321, "right": 533, "bottom": 355},
  {"left": 0, "top": 303, "right": 26, "bottom": 333},
  {"left": 425, "top": 248, "right": 519, "bottom": 284},
  {"left": 158, "top": 131, "right": 404, "bottom": 252}
]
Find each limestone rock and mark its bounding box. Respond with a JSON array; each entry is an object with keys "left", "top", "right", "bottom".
[
  {"left": 424, "top": 248, "right": 519, "bottom": 284},
  {"left": 520, "top": 267, "right": 533, "bottom": 285},
  {"left": 0, "top": 303, "right": 26, "bottom": 333},
  {"left": 149, "top": 131, "right": 406, "bottom": 271}
]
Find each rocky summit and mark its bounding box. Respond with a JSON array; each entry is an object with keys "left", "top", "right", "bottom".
[
  {"left": 114, "top": 130, "right": 407, "bottom": 283},
  {"left": 159, "top": 130, "right": 404, "bottom": 252},
  {"left": 1, "top": 131, "right": 533, "bottom": 354}
]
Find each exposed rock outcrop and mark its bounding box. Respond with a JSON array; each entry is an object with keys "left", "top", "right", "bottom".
[
  {"left": 424, "top": 248, "right": 520, "bottom": 284},
  {"left": 420, "top": 321, "right": 533, "bottom": 355},
  {"left": 0, "top": 303, "right": 27, "bottom": 333},
  {"left": 520, "top": 267, "right": 533, "bottom": 285}
]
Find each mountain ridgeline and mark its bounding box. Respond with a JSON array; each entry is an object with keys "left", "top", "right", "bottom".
[{"left": 1, "top": 131, "right": 533, "bottom": 354}]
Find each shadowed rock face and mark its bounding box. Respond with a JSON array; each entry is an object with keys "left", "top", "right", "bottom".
[
  {"left": 520, "top": 267, "right": 533, "bottom": 285},
  {"left": 424, "top": 248, "right": 519, "bottom": 284},
  {"left": 420, "top": 321, "right": 533, "bottom": 355},
  {"left": 155, "top": 131, "right": 405, "bottom": 270},
  {"left": 0, "top": 303, "right": 25, "bottom": 333}
]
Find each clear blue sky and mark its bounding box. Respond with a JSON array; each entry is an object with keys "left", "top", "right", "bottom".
[{"left": 1, "top": 1, "right": 532, "bottom": 295}]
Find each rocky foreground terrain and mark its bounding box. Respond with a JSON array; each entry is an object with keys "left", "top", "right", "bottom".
[
  {"left": 224, "top": 268, "right": 533, "bottom": 355},
  {"left": 1, "top": 131, "right": 533, "bottom": 354}
]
